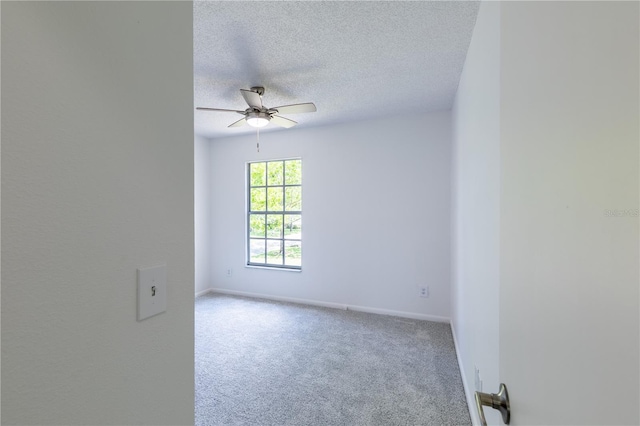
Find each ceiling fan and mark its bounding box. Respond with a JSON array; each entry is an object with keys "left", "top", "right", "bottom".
[{"left": 196, "top": 86, "right": 316, "bottom": 129}]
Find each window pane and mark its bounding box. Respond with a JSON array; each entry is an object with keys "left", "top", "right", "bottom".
[
  {"left": 284, "top": 241, "right": 302, "bottom": 266},
  {"left": 249, "top": 239, "right": 266, "bottom": 263},
  {"left": 284, "top": 186, "right": 302, "bottom": 211},
  {"left": 247, "top": 159, "right": 301, "bottom": 270},
  {"left": 249, "top": 215, "right": 265, "bottom": 238},
  {"left": 250, "top": 188, "right": 266, "bottom": 211},
  {"left": 267, "top": 187, "right": 283, "bottom": 211},
  {"left": 284, "top": 215, "right": 302, "bottom": 239},
  {"left": 250, "top": 162, "right": 266, "bottom": 186},
  {"left": 267, "top": 161, "right": 284, "bottom": 185},
  {"left": 266, "top": 240, "right": 283, "bottom": 265},
  {"left": 266, "top": 215, "right": 283, "bottom": 238},
  {"left": 285, "top": 159, "right": 302, "bottom": 185}
]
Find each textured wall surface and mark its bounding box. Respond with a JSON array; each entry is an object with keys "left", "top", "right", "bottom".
[
  {"left": 207, "top": 112, "right": 452, "bottom": 321},
  {"left": 1, "top": 2, "right": 194, "bottom": 424}
]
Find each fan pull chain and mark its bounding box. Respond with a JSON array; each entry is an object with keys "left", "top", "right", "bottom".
[{"left": 256, "top": 128, "right": 260, "bottom": 152}]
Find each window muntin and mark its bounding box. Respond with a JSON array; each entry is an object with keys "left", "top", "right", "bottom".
[{"left": 247, "top": 159, "right": 302, "bottom": 269}]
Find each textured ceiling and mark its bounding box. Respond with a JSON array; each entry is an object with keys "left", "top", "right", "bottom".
[{"left": 194, "top": 1, "right": 480, "bottom": 139}]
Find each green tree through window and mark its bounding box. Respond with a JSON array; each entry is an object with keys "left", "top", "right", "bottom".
[{"left": 248, "top": 159, "right": 302, "bottom": 268}]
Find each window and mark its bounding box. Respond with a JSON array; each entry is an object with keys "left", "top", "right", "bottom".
[{"left": 247, "top": 159, "right": 302, "bottom": 269}]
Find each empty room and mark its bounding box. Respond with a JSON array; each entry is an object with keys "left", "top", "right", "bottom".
[{"left": 2, "top": 1, "right": 638, "bottom": 425}]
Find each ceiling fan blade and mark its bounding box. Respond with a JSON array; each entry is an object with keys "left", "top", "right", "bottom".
[
  {"left": 240, "top": 89, "right": 263, "bottom": 109},
  {"left": 270, "top": 103, "right": 317, "bottom": 115},
  {"left": 196, "top": 107, "right": 245, "bottom": 114},
  {"left": 228, "top": 117, "right": 247, "bottom": 128},
  {"left": 270, "top": 115, "right": 297, "bottom": 128}
]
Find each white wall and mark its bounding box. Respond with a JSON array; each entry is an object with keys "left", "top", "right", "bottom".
[
  {"left": 2, "top": 3, "right": 194, "bottom": 425},
  {"left": 499, "top": 2, "right": 639, "bottom": 424},
  {"left": 451, "top": 1, "right": 501, "bottom": 425},
  {"left": 454, "top": 1, "right": 639, "bottom": 424},
  {"left": 195, "top": 135, "right": 212, "bottom": 295},
  {"left": 208, "top": 112, "right": 452, "bottom": 321}
]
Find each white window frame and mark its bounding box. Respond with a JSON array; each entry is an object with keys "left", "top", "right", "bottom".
[{"left": 246, "top": 158, "right": 302, "bottom": 270}]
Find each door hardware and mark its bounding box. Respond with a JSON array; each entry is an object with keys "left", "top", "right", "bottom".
[{"left": 475, "top": 383, "right": 510, "bottom": 425}]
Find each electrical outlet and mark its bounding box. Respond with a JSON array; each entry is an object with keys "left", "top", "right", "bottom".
[
  {"left": 226, "top": 268, "right": 233, "bottom": 277},
  {"left": 419, "top": 286, "right": 429, "bottom": 298}
]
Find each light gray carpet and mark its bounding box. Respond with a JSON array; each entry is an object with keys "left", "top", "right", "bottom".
[{"left": 195, "top": 293, "right": 471, "bottom": 426}]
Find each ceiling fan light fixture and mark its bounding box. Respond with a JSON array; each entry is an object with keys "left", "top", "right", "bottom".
[{"left": 246, "top": 111, "right": 270, "bottom": 128}]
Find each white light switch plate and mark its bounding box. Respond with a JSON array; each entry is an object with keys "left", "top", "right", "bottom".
[{"left": 137, "top": 265, "right": 167, "bottom": 321}]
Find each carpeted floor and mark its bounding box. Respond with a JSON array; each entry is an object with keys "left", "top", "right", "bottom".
[{"left": 195, "top": 293, "right": 471, "bottom": 426}]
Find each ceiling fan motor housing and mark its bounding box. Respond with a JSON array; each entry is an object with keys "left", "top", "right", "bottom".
[{"left": 247, "top": 111, "right": 270, "bottom": 120}]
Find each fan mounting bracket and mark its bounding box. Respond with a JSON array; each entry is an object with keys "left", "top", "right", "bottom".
[{"left": 250, "top": 86, "right": 265, "bottom": 97}]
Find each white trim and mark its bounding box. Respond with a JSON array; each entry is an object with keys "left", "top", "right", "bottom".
[
  {"left": 195, "top": 288, "right": 214, "bottom": 298},
  {"left": 345, "top": 304, "right": 449, "bottom": 323},
  {"left": 208, "top": 287, "right": 450, "bottom": 323},
  {"left": 245, "top": 265, "right": 302, "bottom": 273},
  {"left": 209, "top": 288, "right": 348, "bottom": 310},
  {"left": 451, "top": 321, "right": 481, "bottom": 426}
]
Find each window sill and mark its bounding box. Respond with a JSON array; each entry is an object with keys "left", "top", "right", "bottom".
[{"left": 245, "top": 264, "right": 302, "bottom": 272}]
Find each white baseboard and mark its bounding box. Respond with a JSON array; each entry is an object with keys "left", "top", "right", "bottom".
[
  {"left": 195, "top": 288, "right": 214, "bottom": 298},
  {"left": 207, "top": 287, "right": 450, "bottom": 323},
  {"left": 208, "top": 287, "right": 348, "bottom": 310},
  {"left": 450, "top": 321, "right": 481, "bottom": 426},
  {"left": 346, "top": 304, "right": 449, "bottom": 323}
]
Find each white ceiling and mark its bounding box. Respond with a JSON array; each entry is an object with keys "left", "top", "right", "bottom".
[{"left": 194, "top": 1, "right": 480, "bottom": 139}]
